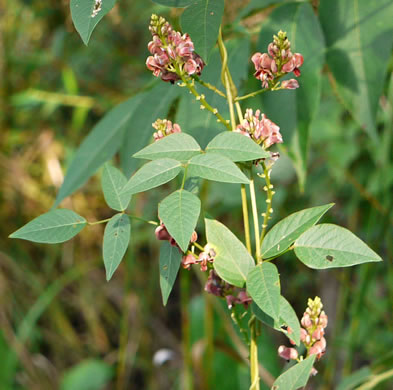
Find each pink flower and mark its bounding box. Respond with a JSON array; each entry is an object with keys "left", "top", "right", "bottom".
[
  {"left": 278, "top": 346, "right": 298, "bottom": 361},
  {"left": 152, "top": 119, "right": 182, "bottom": 141},
  {"left": 281, "top": 79, "right": 299, "bottom": 90},
  {"left": 182, "top": 254, "right": 198, "bottom": 270}
]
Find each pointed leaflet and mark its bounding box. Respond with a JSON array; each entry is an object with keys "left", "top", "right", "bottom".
[
  {"left": 9, "top": 209, "right": 86, "bottom": 244},
  {"left": 180, "top": 0, "right": 225, "bottom": 61},
  {"left": 133, "top": 133, "right": 201, "bottom": 162},
  {"left": 252, "top": 296, "right": 301, "bottom": 346},
  {"left": 188, "top": 153, "right": 249, "bottom": 184},
  {"left": 320, "top": 0, "right": 393, "bottom": 139},
  {"left": 103, "top": 214, "right": 130, "bottom": 281},
  {"left": 121, "top": 159, "right": 182, "bottom": 196},
  {"left": 271, "top": 355, "right": 316, "bottom": 390},
  {"left": 55, "top": 93, "right": 145, "bottom": 206},
  {"left": 262, "top": 204, "right": 334, "bottom": 259},
  {"left": 101, "top": 164, "right": 130, "bottom": 212},
  {"left": 247, "top": 263, "right": 281, "bottom": 322},
  {"left": 159, "top": 242, "right": 182, "bottom": 306},
  {"left": 205, "top": 219, "right": 255, "bottom": 287},
  {"left": 70, "top": 0, "right": 116, "bottom": 45},
  {"left": 158, "top": 190, "right": 201, "bottom": 252},
  {"left": 206, "top": 132, "right": 270, "bottom": 162},
  {"left": 294, "top": 224, "right": 382, "bottom": 269},
  {"left": 258, "top": 3, "right": 325, "bottom": 187}
]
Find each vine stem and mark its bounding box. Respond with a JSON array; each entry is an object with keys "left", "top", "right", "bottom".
[
  {"left": 235, "top": 88, "right": 270, "bottom": 102},
  {"left": 249, "top": 175, "right": 262, "bottom": 263},
  {"left": 241, "top": 184, "right": 252, "bottom": 254},
  {"left": 88, "top": 215, "right": 158, "bottom": 226},
  {"left": 249, "top": 316, "right": 260, "bottom": 390},
  {"left": 259, "top": 162, "right": 274, "bottom": 245}
]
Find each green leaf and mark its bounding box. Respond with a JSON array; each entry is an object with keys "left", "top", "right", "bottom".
[
  {"left": 271, "top": 355, "right": 316, "bottom": 390},
  {"left": 101, "top": 164, "right": 130, "bottom": 212},
  {"left": 294, "top": 224, "right": 383, "bottom": 269},
  {"left": 180, "top": 0, "right": 225, "bottom": 61},
  {"left": 9, "top": 209, "right": 86, "bottom": 244},
  {"left": 55, "top": 93, "right": 144, "bottom": 206},
  {"left": 262, "top": 203, "right": 334, "bottom": 259},
  {"left": 120, "top": 83, "right": 180, "bottom": 176},
  {"left": 102, "top": 214, "right": 130, "bottom": 281},
  {"left": 159, "top": 242, "right": 182, "bottom": 306},
  {"left": 121, "top": 158, "right": 182, "bottom": 195},
  {"left": 133, "top": 133, "right": 201, "bottom": 162},
  {"left": 258, "top": 3, "right": 325, "bottom": 187},
  {"left": 188, "top": 153, "right": 250, "bottom": 184},
  {"left": 158, "top": 190, "right": 201, "bottom": 252},
  {"left": 239, "top": 0, "right": 291, "bottom": 18},
  {"left": 70, "top": 0, "right": 116, "bottom": 45},
  {"left": 206, "top": 132, "right": 270, "bottom": 162},
  {"left": 60, "top": 359, "right": 113, "bottom": 390},
  {"left": 320, "top": 0, "right": 393, "bottom": 139},
  {"left": 152, "top": 0, "right": 194, "bottom": 6},
  {"left": 252, "top": 296, "right": 301, "bottom": 346},
  {"left": 205, "top": 218, "right": 255, "bottom": 287},
  {"left": 247, "top": 263, "right": 281, "bottom": 322}
]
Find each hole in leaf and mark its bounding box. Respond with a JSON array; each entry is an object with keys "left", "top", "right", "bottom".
[{"left": 326, "top": 255, "right": 334, "bottom": 262}]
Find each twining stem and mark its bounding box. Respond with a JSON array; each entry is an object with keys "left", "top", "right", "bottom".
[
  {"left": 259, "top": 162, "right": 274, "bottom": 245},
  {"left": 249, "top": 176, "right": 261, "bottom": 263},
  {"left": 179, "top": 73, "right": 231, "bottom": 130},
  {"left": 356, "top": 368, "right": 393, "bottom": 390},
  {"left": 249, "top": 316, "right": 260, "bottom": 390},
  {"left": 193, "top": 75, "right": 226, "bottom": 98},
  {"left": 241, "top": 184, "right": 252, "bottom": 254},
  {"left": 235, "top": 101, "right": 244, "bottom": 122},
  {"left": 180, "top": 270, "right": 194, "bottom": 390}
]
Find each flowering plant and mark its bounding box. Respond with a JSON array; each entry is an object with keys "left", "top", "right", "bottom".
[{"left": 10, "top": 3, "right": 385, "bottom": 389}]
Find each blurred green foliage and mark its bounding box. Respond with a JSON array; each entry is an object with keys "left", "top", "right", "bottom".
[{"left": 2, "top": 0, "right": 393, "bottom": 389}]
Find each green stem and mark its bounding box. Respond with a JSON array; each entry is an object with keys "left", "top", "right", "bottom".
[
  {"left": 87, "top": 218, "right": 112, "bottom": 226},
  {"left": 193, "top": 75, "right": 226, "bottom": 98},
  {"left": 128, "top": 215, "right": 158, "bottom": 226},
  {"left": 235, "top": 101, "right": 244, "bottom": 122},
  {"left": 249, "top": 316, "right": 260, "bottom": 390},
  {"left": 181, "top": 165, "right": 188, "bottom": 190},
  {"left": 180, "top": 270, "right": 193, "bottom": 390},
  {"left": 179, "top": 73, "right": 231, "bottom": 130},
  {"left": 249, "top": 175, "right": 261, "bottom": 263},
  {"left": 193, "top": 241, "right": 205, "bottom": 252},
  {"left": 241, "top": 184, "right": 252, "bottom": 254},
  {"left": 235, "top": 88, "right": 270, "bottom": 102},
  {"left": 259, "top": 162, "right": 274, "bottom": 246}
]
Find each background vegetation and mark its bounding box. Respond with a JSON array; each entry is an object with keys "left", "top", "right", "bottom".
[{"left": 1, "top": 0, "right": 393, "bottom": 389}]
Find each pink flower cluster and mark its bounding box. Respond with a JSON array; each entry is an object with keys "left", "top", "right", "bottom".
[
  {"left": 155, "top": 221, "right": 197, "bottom": 249},
  {"left": 146, "top": 14, "right": 204, "bottom": 83},
  {"left": 204, "top": 270, "right": 252, "bottom": 309},
  {"left": 152, "top": 119, "right": 181, "bottom": 141},
  {"left": 235, "top": 109, "right": 282, "bottom": 148},
  {"left": 251, "top": 30, "right": 303, "bottom": 89},
  {"left": 278, "top": 297, "right": 328, "bottom": 376},
  {"left": 182, "top": 245, "right": 216, "bottom": 272}
]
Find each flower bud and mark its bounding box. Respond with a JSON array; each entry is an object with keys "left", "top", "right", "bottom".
[
  {"left": 281, "top": 79, "right": 299, "bottom": 90},
  {"left": 278, "top": 346, "right": 298, "bottom": 361}
]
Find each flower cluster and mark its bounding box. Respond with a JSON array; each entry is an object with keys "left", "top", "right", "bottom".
[
  {"left": 155, "top": 221, "right": 197, "bottom": 249},
  {"left": 251, "top": 30, "right": 303, "bottom": 89},
  {"left": 182, "top": 244, "right": 216, "bottom": 272},
  {"left": 278, "top": 296, "right": 328, "bottom": 376},
  {"left": 204, "top": 270, "right": 252, "bottom": 309},
  {"left": 146, "top": 14, "right": 205, "bottom": 83},
  {"left": 235, "top": 109, "right": 282, "bottom": 148},
  {"left": 152, "top": 119, "right": 181, "bottom": 141}
]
